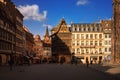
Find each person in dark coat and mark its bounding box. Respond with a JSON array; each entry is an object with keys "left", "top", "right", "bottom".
[
  {"left": 86, "top": 58, "right": 89, "bottom": 67},
  {"left": 8, "top": 55, "right": 14, "bottom": 71},
  {"left": 0, "top": 55, "right": 2, "bottom": 66}
]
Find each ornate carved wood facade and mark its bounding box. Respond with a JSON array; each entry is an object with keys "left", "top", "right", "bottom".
[{"left": 51, "top": 18, "right": 71, "bottom": 63}]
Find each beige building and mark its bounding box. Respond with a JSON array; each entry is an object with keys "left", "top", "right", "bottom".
[
  {"left": 71, "top": 20, "right": 111, "bottom": 64},
  {"left": 101, "top": 20, "right": 112, "bottom": 62}
]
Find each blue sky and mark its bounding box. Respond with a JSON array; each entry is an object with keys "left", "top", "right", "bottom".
[{"left": 12, "top": 0, "right": 112, "bottom": 38}]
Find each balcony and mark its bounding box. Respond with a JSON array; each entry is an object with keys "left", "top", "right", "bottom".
[{"left": 80, "top": 45, "right": 96, "bottom": 48}]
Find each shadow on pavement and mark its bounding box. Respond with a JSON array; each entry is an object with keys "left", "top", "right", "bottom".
[{"left": 90, "top": 64, "right": 120, "bottom": 79}]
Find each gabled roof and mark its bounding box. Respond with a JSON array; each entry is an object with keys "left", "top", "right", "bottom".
[
  {"left": 51, "top": 18, "right": 69, "bottom": 37},
  {"left": 51, "top": 18, "right": 67, "bottom": 31}
]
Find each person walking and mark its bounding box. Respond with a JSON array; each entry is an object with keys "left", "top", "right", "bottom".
[
  {"left": 0, "top": 55, "right": 2, "bottom": 66},
  {"left": 86, "top": 58, "right": 89, "bottom": 67},
  {"left": 71, "top": 52, "right": 75, "bottom": 64},
  {"left": 8, "top": 55, "right": 14, "bottom": 71},
  {"left": 71, "top": 52, "right": 77, "bottom": 65}
]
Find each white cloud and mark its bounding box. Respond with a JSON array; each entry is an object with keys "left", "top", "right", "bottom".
[
  {"left": 76, "top": 0, "right": 89, "bottom": 6},
  {"left": 17, "top": 4, "right": 47, "bottom": 21},
  {"left": 42, "top": 24, "right": 53, "bottom": 29}
]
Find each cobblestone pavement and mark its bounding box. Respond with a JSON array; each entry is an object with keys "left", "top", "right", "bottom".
[{"left": 0, "top": 64, "right": 120, "bottom": 80}]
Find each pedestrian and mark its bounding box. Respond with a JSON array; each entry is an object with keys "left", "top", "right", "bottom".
[
  {"left": 71, "top": 52, "right": 75, "bottom": 64},
  {"left": 90, "top": 60, "right": 93, "bottom": 65},
  {"left": 60, "top": 56, "right": 64, "bottom": 64},
  {"left": 8, "top": 55, "right": 14, "bottom": 71},
  {"left": 74, "top": 57, "right": 78, "bottom": 65},
  {"left": 0, "top": 55, "right": 2, "bottom": 66},
  {"left": 27, "top": 59, "right": 30, "bottom": 65},
  {"left": 86, "top": 58, "right": 89, "bottom": 67}
]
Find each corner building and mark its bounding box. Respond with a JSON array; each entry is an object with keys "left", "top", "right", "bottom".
[{"left": 51, "top": 18, "right": 71, "bottom": 63}]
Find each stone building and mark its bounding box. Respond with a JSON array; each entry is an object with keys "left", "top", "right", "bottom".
[
  {"left": 51, "top": 18, "right": 71, "bottom": 63},
  {"left": 112, "top": 0, "right": 120, "bottom": 63},
  {"left": 71, "top": 20, "right": 112, "bottom": 64},
  {"left": 33, "top": 27, "right": 51, "bottom": 63},
  {"left": 42, "top": 27, "right": 51, "bottom": 61},
  {"left": 0, "top": 0, "right": 23, "bottom": 65},
  {"left": 71, "top": 22, "right": 103, "bottom": 64},
  {"left": 15, "top": 4, "right": 24, "bottom": 64},
  {"left": 33, "top": 34, "right": 43, "bottom": 58},
  {"left": 23, "top": 26, "right": 34, "bottom": 57},
  {"left": 101, "top": 20, "right": 112, "bottom": 62}
]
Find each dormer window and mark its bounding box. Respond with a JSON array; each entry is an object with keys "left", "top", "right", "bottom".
[
  {"left": 95, "top": 27, "right": 97, "bottom": 31},
  {"left": 79, "top": 27, "right": 81, "bottom": 31},
  {"left": 97, "top": 27, "right": 99, "bottom": 31},
  {"left": 81, "top": 27, "right": 84, "bottom": 31},
  {"left": 99, "top": 27, "right": 102, "bottom": 31},
  {"left": 77, "top": 27, "right": 79, "bottom": 31},
  {"left": 90, "top": 27, "right": 93, "bottom": 31},
  {"left": 74, "top": 27, "right": 77, "bottom": 31},
  {"left": 86, "top": 27, "right": 88, "bottom": 31}
]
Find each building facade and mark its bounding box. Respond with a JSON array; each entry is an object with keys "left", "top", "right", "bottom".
[
  {"left": 71, "top": 20, "right": 112, "bottom": 64},
  {"left": 112, "top": 0, "right": 120, "bottom": 63},
  {"left": 0, "top": 0, "right": 16, "bottom": 65},
  {"left": 71, "top": 22, "right": 104, "bottom": 64},
  {"left": 23, "top": 26, "right": 34, "bottom": 57},
  {"left": 33, "top": 27, "right": 51, "bottom": 63},
  {"left": 51, "top": 18, "right": 71, "bottom": 63},
  {"left": 15, "top": 5, "right": 24, "bottom": 64},
  {"left": 33, "top": 34, "right": 43, "bottom": 58},
  {"left": 42, "top": 27, "right": 51, "bottom": 61},
  {"left": 101, "top": 20, "right": 112, "bottom": 62},
  {"left": 0, "top": 0, "right": 26, "bottom": 65},
  {"left": 33, "top": 34, "right": 43, "bottom": 63}
]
